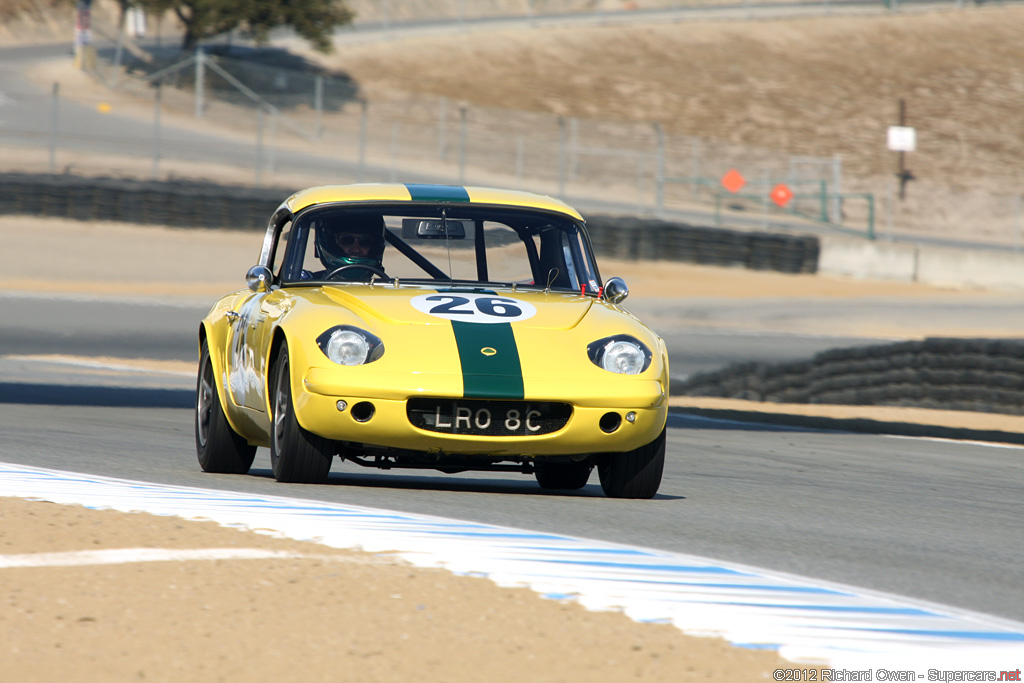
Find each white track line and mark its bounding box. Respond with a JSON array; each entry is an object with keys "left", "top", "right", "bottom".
[{"left": 0, "top": 547, "right": 301, "bottom": 568}]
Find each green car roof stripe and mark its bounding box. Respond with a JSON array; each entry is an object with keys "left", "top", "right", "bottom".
[
  {"left": 451, "top": 321, "right": 525, "bottom": 400},
  {"left": 404, "top": 184, "right": 471, "bottom": 203}
]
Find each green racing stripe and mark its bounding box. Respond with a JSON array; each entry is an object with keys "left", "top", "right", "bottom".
[
  {"left": 404, "top": 184, "right": 471, "bottom": 203},
  {"left": 451, "top": 321, "right": 524, "bottom": 400}
]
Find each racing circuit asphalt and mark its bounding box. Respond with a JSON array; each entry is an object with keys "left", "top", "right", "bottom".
[{"left": 1, "top": 293, "right": 1022, "bottom": 624}]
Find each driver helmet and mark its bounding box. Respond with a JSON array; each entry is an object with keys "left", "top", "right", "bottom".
[{"left": 315, "top": 213, "right": 386, "bottom": 273}]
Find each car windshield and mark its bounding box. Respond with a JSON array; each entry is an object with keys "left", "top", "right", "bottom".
[{"left": 278, "top": 204, "right": 602, "bottom": 293}]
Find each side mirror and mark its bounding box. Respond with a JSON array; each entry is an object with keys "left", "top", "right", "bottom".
[
  {"left": 603, "top": 277, "right": 629, "bottom": 304},
  {"left": 246, "top": 265, "right": 273, "bottom": 293}
]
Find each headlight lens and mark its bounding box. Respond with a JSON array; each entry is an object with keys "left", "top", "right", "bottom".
[
  {"left": 327, "top": 330, "right": 369, "bottom": 366},
  {"left": 601, "top": 340, "right": 646, "bottom": 374},
  {"left": 587, "top": 335, "right": 652, "bottom": 375},
  {"left": 316, "top": 326, "right": 384, "bottom": 366}
]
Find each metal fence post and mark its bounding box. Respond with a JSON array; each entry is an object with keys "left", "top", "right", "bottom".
[
  {"left": 255, "top": 108, "right": 264, "bottom": 185},
  {"left": 515, "top": 135, "right": 525, "bottom": 184},
  {"left": 268, "top": 110, "right": 277, "bottom": 174},
  {"left": 761, "top": 171, "right": 770, "bottom": 230},
  {"left": 568, "top": 117, "right": 579, "bottom": 182},
  {"left": 152, "top": 81, "right": 162, "bottom": 179},
  {"left": 558, "top": 116, "right": 567, "bottom": 198},
  {"left": 194, "top": 48, "right": 205, "bottom": 119},
  {"left": 314, "top": 74, "right": 323, "bottom": 138},
  {"left": 653, "top": 122, "right": 666, "bottom": 218},
  {"left": 691, "top": 136, "right": 701, "bottom": 199},
  {"left": 1015, "top": 195, "right": 1023, "bottom": 252},
  {"left": 866, "top": 193, "right": 875, "bottom": 240},
  {"left": 885, "top": 181, "right": 895, "bottom": 241},
  {"left": 458, "top": 105, "right": 467, "bottom": 184},
  {"left": 831, "top": 155, "right": 842, "bottom": 224},
  {"left": 635, "top": 157, "right": 645, "bottom": 215},
  {"left": 358, "top": 100, "right": 368, "bottom": 182},
  {"left": 389, "top": 122, "right": 399, "bottom": 182},
  {"left": 439, "top": 96, "right": 448, "bottom": 160},
  {"left": 49, "top": 82, "right": 58, "bottom": 173}
]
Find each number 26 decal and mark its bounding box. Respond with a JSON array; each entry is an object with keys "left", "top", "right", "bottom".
[{"left": 411, "top": 293, "right": 537, "bottom": 324}]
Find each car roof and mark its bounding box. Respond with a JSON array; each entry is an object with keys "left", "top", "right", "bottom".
[{"left": 281, "top": 183, "right": 584, "bottom": 222}]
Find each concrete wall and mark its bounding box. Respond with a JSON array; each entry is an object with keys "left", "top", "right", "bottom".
[{"left": 820, "top": 235, "right": 1024, "bottom": 291}]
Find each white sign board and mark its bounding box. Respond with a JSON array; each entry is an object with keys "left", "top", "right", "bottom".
[{"left": 887, "top": 126, "right": 916, "bottom": 152}]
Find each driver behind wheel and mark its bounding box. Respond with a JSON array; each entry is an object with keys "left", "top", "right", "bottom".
[{"left": 305, "top": 213, "right": 387, "bottom": 282}]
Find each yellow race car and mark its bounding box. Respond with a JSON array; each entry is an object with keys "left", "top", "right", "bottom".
[{"left": 195, "top": 184, "right": 669, "bottom": 498}]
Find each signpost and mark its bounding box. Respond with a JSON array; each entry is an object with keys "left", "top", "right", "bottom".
[
  {"left": 888, "top": 99, "right": 915, "bottom": 199},
  {"left": 73, "top": 0, "right": 95, "bottom": 70}
]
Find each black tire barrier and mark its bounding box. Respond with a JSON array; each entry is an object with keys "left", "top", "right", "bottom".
[
  {"left": 673, "top": 337, "right": 1024, "bottom": 416},
  {"left": 585, "top": 215, "right": 819, "bottom": 274},
  {"left": 0, "top": 174, "right": 820, "bottom": 274},
  {"left": 0, "top": 173, "right": 287, "bottom": 232}
]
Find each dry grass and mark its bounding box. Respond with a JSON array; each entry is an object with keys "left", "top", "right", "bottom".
[{"left": 308, "top": 5, "right": 1024, "bottom": 241}]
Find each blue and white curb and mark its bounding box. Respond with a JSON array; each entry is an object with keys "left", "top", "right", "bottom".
[{"left": 2, "top": 462, "right": 1022, "bottom": 670}]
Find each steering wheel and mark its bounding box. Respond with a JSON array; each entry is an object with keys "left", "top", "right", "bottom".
[{"left": 323, "top": 264, "right": 390, "bottom": 282}]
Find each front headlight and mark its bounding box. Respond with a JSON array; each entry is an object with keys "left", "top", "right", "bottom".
[
  {"left": 316, "top": 326, "right": 384, "bottom": 366},
  {"left": 587, "top": 335, "right": 652, "bottom": 375}
]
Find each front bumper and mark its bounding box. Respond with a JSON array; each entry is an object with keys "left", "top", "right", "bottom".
[{"left": 294, "top": 368, "right": 667, "bottom": 456}]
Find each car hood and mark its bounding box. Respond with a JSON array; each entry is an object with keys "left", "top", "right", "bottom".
[{"left": 317, "top": 285, "right": 594, "bottom": 330}]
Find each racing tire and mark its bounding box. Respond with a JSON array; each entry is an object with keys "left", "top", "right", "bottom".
[
  {"left": 196, "top": 339, "right": 256, "bottom": 474},
  {"left": 270, "top": 345, "right": 333, "bottom": 484},
  {"left": 597, "top": 426, "right": 666, "bottom": 499},
  {"left": 534, "top": 462, "right": 592, "bottom": 490}
]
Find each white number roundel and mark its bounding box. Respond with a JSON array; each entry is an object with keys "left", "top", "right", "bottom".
[{"left": 411, "top": 293, "right": 537, "bottom": 324}]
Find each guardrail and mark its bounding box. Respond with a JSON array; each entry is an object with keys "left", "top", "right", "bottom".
[
  {"left": 674, "top": 337, "right": 1024, "bottom": 416},
  {"left": 0, "top": 172, "right": 822, "bottom": 274}
]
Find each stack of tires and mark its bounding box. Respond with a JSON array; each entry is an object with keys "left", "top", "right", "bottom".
[{"left": 674, "top": 338, "right": 1024, "bottom": 416}]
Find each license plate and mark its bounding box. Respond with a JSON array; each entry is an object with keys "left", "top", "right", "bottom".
[{"left": 407, "top": 398, "right": 572, "bottom": 437}]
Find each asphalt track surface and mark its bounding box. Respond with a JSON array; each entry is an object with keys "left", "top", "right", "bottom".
[{"left": 1, "top": 295, "right": 1023, "bottom": 625}]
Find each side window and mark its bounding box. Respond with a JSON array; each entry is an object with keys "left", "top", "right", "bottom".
[
  {"left": 271, "top": 220, "right": 292, "bottom": 277},
  {"left": 483, "top": 222, "right": 534, "bottom": 284},
  {"left": 537, "top": 227, "right": 579, "bottom": 290}
]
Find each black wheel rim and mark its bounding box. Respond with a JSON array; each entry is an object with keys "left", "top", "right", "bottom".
[{"left": 196, "top": 356, "right": 214, "bottom": 449}]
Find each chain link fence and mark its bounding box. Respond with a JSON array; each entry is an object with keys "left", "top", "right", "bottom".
[
  {"left": 7, "top": 0, "right": 1021, "bottom": 243},
  {"left": 94, "top": 47, "right": 853, "bottom": 232}
]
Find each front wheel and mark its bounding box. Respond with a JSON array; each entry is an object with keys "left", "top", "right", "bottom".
[
  {"left": 598, "top": 427, "right": 666, "bottom": 499},
  {"left": 535, "top": 461, "right": 592, "bottom": 490},
  {"left": 196, "top": 339, "right": 256, "bottom": 474},
  {"left": 270, "top": 345, "right": 333, "bottom": 484}
]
